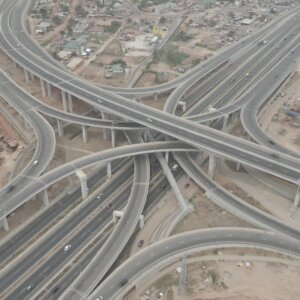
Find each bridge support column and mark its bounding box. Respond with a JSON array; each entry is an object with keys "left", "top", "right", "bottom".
[
  {"left": 236, "top": 162, "right": 241, "bottom": 172},
  {"left": 46, "top": 82, "right": 51, "bottom": 97},
  {"left": 29, "top": 72, "right": 35, "bottom": 81},
  {"left": 165, "top": 151, "right": 169, "bottom": 164},
  {"left": 76, "top": 170, "right": 88, "bottom": 199},
  {"left": 61, "top": 90, "right": 68, "bottom": 112},
  {"left": 24, "top": 69, "right": 30, "bottom": 83},
  {"left": 68, "top": 93, "right": 73, "bottom": 113},
  {"left": 143, "top": 130, "right": 148, "bottom": 142},
  {"left": 222, "top": 114, "right": 228, "bottom": 132},
  {"left": 82, "top": 125, "right": 88, "bottom": 144},
  {"left": 106, "top": 161, "right": 112, "bottom": 179},
  {"left": 294, "top": 184, "right": 300, "bottom": 207},
  {"left": 42, "top": 190, "right": 49, "bottom": 207},
  {"left": 101, "top": 112, "right": 110, "bottom": 140},
  {"left": 0, "top": 217, "right": 9, "bottom": 232},
  {"left": 139, "top": 214, "right": 144, "bottom": 229},
  {"left": 154, "top": 93, "right": 158, "bottom": 101},
  {"left": 24, "top": 119, "right": 30, "bottom": 131},
  {"left": 57, "top": 119, "right": 64, "bottom": 137},
  {"left": 208, "top": 155, "right": 216, "bottom": 179},
  {"left": 179, "top": 101, "right": 186, "bottom": 112},
  {"left": 111, "top": 129, "right": 116, "bottom": 148},
  {"left": 40, "top": 78, "right": 46, "bottom": 98}
]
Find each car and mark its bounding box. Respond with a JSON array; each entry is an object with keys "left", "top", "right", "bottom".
[
  {"left": 230, "top": 78, "right": 235, "bottom": 83},
  {"left": 52, "top": 286, "right": 59, "bottom": 293},
  {"left": 64, "top": 244, "right": 71, "bottom": 252},
  {"left": 26, "top": 284, "right": 34, "bottom": 292},
  {"left": 171, "top": 164, "right": 179, "bottom": 171},
  {"left": 16, "top": 43, "right": 20, "bottom": 47},
  {"left": 106, "top": 203, "right": 113, "bottom": 209},
  {"left": 119, "top": 279, "right": 128, "bottom": 287},
  {"left": 96, "top": 297, "right": 103, "bottom": 300},
  {"left": 33, "top": 160, "right": 39, "bottom": 166},
  {"left": 6, "top": 185, "right": 15, "bottom": 193},
  {"left": 147, "top": 117, "right": 153, "bottom": 123},
  {"left": 96, "top": 193, "right": 103, "bottom": 199},
  {"left": 97, "top": 99, "right": 103, "bottom": 103},
  {"left": 270, "top": 153, "right": 279, "bottom": 159},
  {"left": 269, "top": 140, "right": 275, "bottom": 145},
  {"left": 138, "top": 239, "right": 144, "bottom": 247}
]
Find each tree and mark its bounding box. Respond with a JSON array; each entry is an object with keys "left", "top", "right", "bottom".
[
  {"left": 52, "top": 15, "right": 62, "bottom": 25},
  {"left": 39, "top": 8, "right": 48, "bottom": 19},
  {"left": 159, "top": 16, "right": 167, "bottom": 24},
  {"left": 60, "top": 30, "right": 65, "bottom": 36},
  {"left": 228, "top": 11, "right": 235, "bottom": 18}
]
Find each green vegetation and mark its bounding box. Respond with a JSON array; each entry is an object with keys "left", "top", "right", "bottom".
[
  {"left": 104, "top": 21, "right": 121, "bottom": 33},
  {"left": 75, "top": 5, "right": 88, "bottom": 17},
  {"left": 172, "top": 30, "right": 192, "bottom": 42},
  {"left": 110, "top": 59, "right": 127, "bottom": 67},
  {"left": 153, "top": 44, "right": 189, "bottom": 67},
  {"left": 138, "top": 0, "right": 170, "bottom": 9},
  {"left": 52, "top": 15, "right": 62, "bottom": 25},
  {"left": 159, "top": 16, "right": 167, "bottom": 24},
  {"left": 39, "top": 8, "right": 48, "bottom": 19}
]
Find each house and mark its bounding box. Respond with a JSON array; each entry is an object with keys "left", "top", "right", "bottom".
[
  {"left": 73, "top": 20, "right": 89, "bottom": 34},
  {"left": 64, "top": 40, "right": 84, "bottom": 55},
  {"left": 52, "top": 36, "right": 66, "bottom": 48},
  {"left": 109, "top": 63, "right": 124, "bottom": 74},
  {"left": 57, "top": 50, "right": 73, "bottom": 61},
  {"left": 154, "top": 2, "right": 176, "bottom": 14},
  {"left": 36, "top": 21, "right": 52, "bottom": 32}
]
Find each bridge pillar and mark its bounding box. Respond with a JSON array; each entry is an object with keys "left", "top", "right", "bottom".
[
  {"left": 0, "top": 216, "right": 9, "bottom": 232},
  {"left": 106, "top": 161, "right": 112, "bottom": 179},
  {"left": 68, "top": 93, "right": 73, "bottom": 113},
  {"left": 208, "top": 155, "right": 216, "bottom": 179},
  {"left": 165, "top": 151, "right": 169, "bottom": 164},
  {"left": 143, "top": 130, "right": 148, "bottom": 142},
  {"left": 179, "top": 101, "right": 187, "bottom": 112},
  {"left": 154, "top": 93, "right": 158, "bottom": 101},
  {"left": 101, "top": 112, "right": 110, "bottom": 140},
  {"left": 24, "top": 69, "right": 30, "bottom": 83},
  {"left": 61, "top": 90, "right": 68, "bottom": 112},
  {"left": 139, "top": 214, "right": 144, "bottom": 229},
  {"left": 111, "top": 128, "right": 116, "bottom": 148},
  {"left": 40, "top": 78, "right": 46, "bottom": 98},
  {"left": 46, "top": 82, "right": 51, "bottom": 97},
  {"left": 57, "top": 119, "right": 64, "bottom": 137},
  {"left": 29, "top": 72, "right": 35, "bottom": 81},
  {"left": 82, "top": 125, "right": 88, "bottom": 144},
  {"left": 236, "top": 162, "right": 241, "bottom": 172},
  {"left": 42, "top": 189, "right": 49, "bottom": 207},
  {"left": 76, "top": 170, "right": 88, "bottom": 199},
  {"left": 24, "top": 119, "right": 30, "bottom": 131},
  {"left": 293, "top": 185, "right": 300, "bottom": 207},
  {"left": 222, "top": 114, "right": 228, "bottom": 132}
]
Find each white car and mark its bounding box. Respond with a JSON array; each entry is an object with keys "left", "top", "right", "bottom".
[
  {"left": 33, "top": 160, "right": 39, "bottom": 166},
  {"left": 147, "top": 117, "right": 153, "bottom": 123},
  {"left": 96, "top": 193, "right": 103, "bottom": 199},
  {"left": 64, "top": 244, "right": 71, "bottom": 252},
  {"left": 96, "top": 297, "right": 103, "bottom": 300}
]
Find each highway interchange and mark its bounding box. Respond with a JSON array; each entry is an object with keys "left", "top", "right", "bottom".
[{"left": 0, "top": 0, "right": 300, "bottom": 299}]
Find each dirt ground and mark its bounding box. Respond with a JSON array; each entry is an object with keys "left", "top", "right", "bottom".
[{"left": 137, "top": 252, "right": 300, "bottom": 300}]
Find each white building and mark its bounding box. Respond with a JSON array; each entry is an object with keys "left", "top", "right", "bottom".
[{"left": 154, "top": 2, "right": 176, "bottom": 14}]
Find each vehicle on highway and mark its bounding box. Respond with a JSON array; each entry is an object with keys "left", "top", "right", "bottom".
[
  {"left": 97, "top": 99, "right": 103, "bottom": 103},
  {"left": 6, "top": 185, "right": 15, "bottom": 193},
  {"left": 269, "top": 140, "right": 275, "bottom": 145},
  {"left": 64, "top": 244, "right": 72, "bottom": 252},
  {"left": 106, "top": 203, "right": 113, "bottom": 209},
  {"left": 96, "top": 297, "right": 103, "bottom": 300},
  {"left": 52, "top": 286, "right": 59, "bottom": 293},
  {"left": 26, "top": 284, "right": 34, "bottom": 292},
  {"left": 147, "top": 117, "right": 153, "bottom": 123},
  {"left": 119, "top": 279, "right": 128, "bottom": 287},
  {"left": 96, "top": 193, "right": 103, "bottom": 199},
  {"left": 33, "top": 160, "right": 39, "bottom": 166},
  {"left": 270, "top": 153, "right": 279, "bottom": 159},
  {"left": 230, "top": 78, "right": 235, "bottom": 83},
  {"left": 138, "top": 240, "right": 144, "bottom": 247},
  {"left": 171, "top": 164, "right": 179, "bottom": 171}
]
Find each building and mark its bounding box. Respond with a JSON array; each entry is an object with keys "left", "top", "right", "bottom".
[
  {"left": 73, "top": 20, "right": 89, "bottom": 34},
  {"left": 67, "top": 57, "right": 84, "bottom": 71},
  {"left": 154, "top": 2, "right": 176, "bottom": 14},
  {"left": 57, "top": 50, "right": 73, "bottom": 61},
  {"left": 64, "top": 40, "right": 84, "bottom": 55}
]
